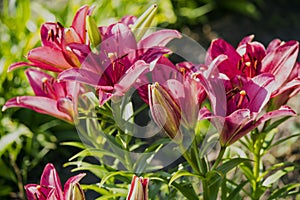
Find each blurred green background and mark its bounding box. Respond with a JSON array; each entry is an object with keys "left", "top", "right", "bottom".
[{"left": 1, "top": 0, "right": 300, "bottom": 199}]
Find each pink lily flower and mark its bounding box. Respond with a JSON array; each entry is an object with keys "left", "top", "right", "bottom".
[
  {"left": 196, "top": 55, "right": 296, "bottom": 146},
  {"left": 205, "top": 35, "right": 299, "bottom": 94},
  {"left": 25, "top": 163, "right": 85, "bottom": 200},
  {"left": 126, "top": 175, "right": 149, "bottom": 200},
  {"left": 2, "top": 69, "right": 78, "bottom": 123},
  {"left": 58, "top": 18, "right": 181, "bottom": 105},
  {"left": 9, "top": 5, "right": 92, "bottom": 72}
]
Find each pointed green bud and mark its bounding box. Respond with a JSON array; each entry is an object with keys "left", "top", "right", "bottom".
[
  {"left": 131, "top": 4, "right": 158, "bottom": 41},
  {"left": 86, "top": 15, "right": 101, "bottom": 48},
  {"left": 149, "top": 82, "right": 182, "bottom": 142}
]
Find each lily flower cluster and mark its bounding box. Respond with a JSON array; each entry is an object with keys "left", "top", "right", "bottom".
[
  {"left": 3, "top": 4, "right": 300, "bottom": 199},
  {"left": 25, "top": 163, "right": 86, "bottom": 200}
]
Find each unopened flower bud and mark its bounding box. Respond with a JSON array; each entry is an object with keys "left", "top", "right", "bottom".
[
  {"left": 149, "top": 82, "right": 182, "bottom": 142},
  {"left": 126, "top": 175, "right": 149, "bottom": 200},
  {"left": 66, "top": 182, "right": 85, "bottom": 200},
  {"left": 86, "top": 15, "right": 101, "bottom": 48},
  {"left": 130, "top": 4, "right": 158, "bottom": 41}
]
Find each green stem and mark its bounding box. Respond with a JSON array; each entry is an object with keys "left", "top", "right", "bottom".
[
  {"left": 252, "top": 137, "right": 262, "bottom": 200},
  {"left": 211, "top": 146, "right": 226, "bottom": 171},
  {"left": 202, "top": 178, "right": 210, "bottom": 200},
  {"left": 192, "top": 138, "right": 206, "bottom": 175},
  {"left": 179, "top": 144, "right": 200, "bottom": 174}
]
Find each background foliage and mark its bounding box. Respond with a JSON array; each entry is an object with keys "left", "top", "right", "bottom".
[{"left": 1, "top": 0, "right": 300, "bottom": 199}]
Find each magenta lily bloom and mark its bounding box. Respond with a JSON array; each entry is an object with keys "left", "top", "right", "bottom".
[
  {"left": 126, "top": 175, "right": 149, "bottom": 200},
  {"left": 58, "top": 17, "right": 181, "bottom": 105},
  {"left": 25, "top": 163, "right": 85, "bottom": 200},
  {"left": 197, "top": 55, "right": 296, "bottom": 146},
  {"left": 9, "top": 5, "right": 92, "bottom": 72},
  {"left": 2, "top": 69, "right": 78, "bottom": 123},
  {"left": 205, "top": 35, "right": 299, "bottom": 95}
]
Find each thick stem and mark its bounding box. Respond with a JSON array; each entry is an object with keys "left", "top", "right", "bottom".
[
  {"left": 252, "top": 137, "right": 262, "bottom": 200},
  {"left": 202, "top": 178, "right": 210, "bottom": 200},
  {"left": 179, "top": 144, "right": 200, "bottom": 174},
  {"left": 211, "top": 146, "right": 226, "bottom": 171}
]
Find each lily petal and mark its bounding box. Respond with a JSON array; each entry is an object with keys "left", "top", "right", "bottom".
[
  {"left": 113, "top": 60, "right": 149, "bottom": 97},
  {"left": 101, "top": 23, "right": 137, "bottom": 57},
  {"left": 205, "top": 38, "right": 241, "bottom": 78},
  {"left": 8, "top": 61, "right": 65, "bottom": 72},
  {"left": 40, "top": 163, "right": 64, "bottom": 200},
  {"left": 266, "top": 38, "right": 282, "bottom": 53},
  {"left": 223, "top": 106, "right": 296, "bottom": 146},
  {"left": 71, "top": 5, "right": 89, "bottom": 43},
  {"left": 64, "top": 173, "right": 86, "bottom": 200},
  {"left": 27, "top": 46, "right": 75, "bottom": 71},
  {"left": 237, "top": 73, "right": 275, "bottom": 113},
  {"left": 2, "top": 96, "right": 73, "bottom": 123},
  {"left": 261, "top": 40, "right": 299, "bottom": 90},
  {"left": 220, "top": 109, "right": 255, "bottom": 146},
  {"left": 25, "top": 68, "right": 53, "bottom": 97},
  {"left": 58, "top": 68, "right": 102, "bottom": 87},
  {"left": 138, "top": 29, "right": 181, "bottom": 49},
  {"left": 197, "top": 55, "right": 228, "bottom": 116},
  {"left": 237, "top": 34, "right": 254, "bottom": 47}
]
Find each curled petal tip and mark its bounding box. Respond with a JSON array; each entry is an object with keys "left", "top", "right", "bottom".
[{"left": 2, "top": 105, "right": 7, "bottom": 112}]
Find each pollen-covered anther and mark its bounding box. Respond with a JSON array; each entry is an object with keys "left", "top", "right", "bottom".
[
  {"left": 245, "top": 61, "right": 251, "bottom": 67},
  {"left": 107, "top": 52, "right": 117, "bottom": 63},
  {"left": 42, "top": 77, "right": 48, "bottom": 83},
  {"left": 237, "top": 90, "right": 247, "bottom": 108}
]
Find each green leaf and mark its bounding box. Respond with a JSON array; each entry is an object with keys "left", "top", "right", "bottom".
[
  {"left": 169, "top": 170, "right": 203, "bottom": 186},
  {"left": 262, "top": 166, "right": 295, "bottom": 187},
  {"left": 0, "top": 125, "right": 31, "bottom": 155},
  {"left": 171, "top": 181, "right": 199, "bottom": 200},
  {"left": 268, "top": 183, "right": 300, "bottom": 200},
  {"left": 64, "top": 161, "right": 108, "bottom": 179},
  {"left": 133, "top": 138, "right": 169, "bottom": 173},
  {"left": 69, "top": 148, "right": 125, "bottom": 164},
  {"left": 268, "top": 133, "right": 300, "bottom": 150},
  {"left": 260, "top": 162, "right": 296, "bottom": 180},
  {"left": 98, "top": 171, "right": 130, "bottom": 188},
  {"left": 81, "top": 184, "right": 110, "bottom": 195},
  {"left": 206, "top": 158, "right": 250, "bottom": 199},
  {"left": 96, "top": 193, "right": 127, "bottom": 200},
  {"left": 263, "top": 116, "right": 291, "bottom": 133},
  {"left": 0, "top": 159, "right": 17, "bottom": 183},
  {"left": 216, "top": 158, "right": 251, "bottom": 175},
  {"left": 240, "top": 162, "right": 255, "bottom": 181},
  {"left": 60, "top": 141, "right": 86, "bottom": 149},
  {"left": 226, "top": 180, "right": 248, "bottom": 200}
]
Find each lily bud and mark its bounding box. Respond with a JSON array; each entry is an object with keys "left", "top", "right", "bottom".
[
  {"left": 66, "top": 182, "right": 86, "bottom": 200},
  {"left": 130, "top": 4, "right": 158, "bottom": 41},
  {"left": 126, "top": 175, "right": 149, "bottom": 200},
  {"left": 149, "top": 82, "right": 182, "bottom": 142},
  {"left": 86, "top": 15, "right": 101, "bottom": 48}
]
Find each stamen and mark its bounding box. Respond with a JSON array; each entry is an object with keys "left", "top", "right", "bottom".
[
  {"left": 47, "top": 29, "right": 55, "bottom": 41},
  {"left": 237, "top": 90, "right": 246, "bottom": 108},
  {"left": 42, "top": 77, "right": 48, "bottom": 83},
  {"left": 107, "top": 52, "right": 115, "bottom": 60},
  {"left": 253, "top": 60, "right": 258, "bottom": 69},
  {"left": 245, "top": 61, "right": 251, "bottom": 67}
]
